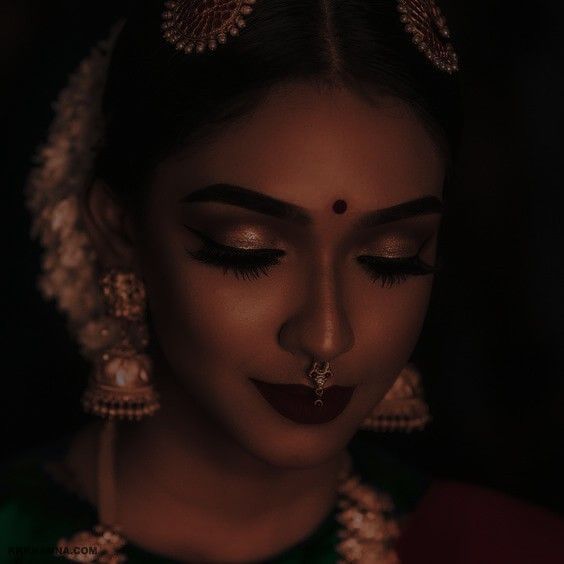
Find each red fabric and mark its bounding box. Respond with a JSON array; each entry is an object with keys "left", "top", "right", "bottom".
[{"left": 396, "top": 480, "right": 564, "bottom": 564}]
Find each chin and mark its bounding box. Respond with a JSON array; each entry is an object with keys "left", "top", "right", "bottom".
[
  {"left": 245, "top": 431, "right": 348, "bottom": 469},
  {"left": 224, "top": 407, "right": 358, "bottom": 469},
  {"left": 173, "top": 368, "right": 362, "bottom": 468}
]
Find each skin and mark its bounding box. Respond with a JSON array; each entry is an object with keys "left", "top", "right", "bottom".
[{"left": 68, "top": 81, "right": 445, "bottom": 562}]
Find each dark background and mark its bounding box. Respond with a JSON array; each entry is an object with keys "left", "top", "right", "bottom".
[{"left": 1, "top": 1, "right": 563, "bottom": 515}]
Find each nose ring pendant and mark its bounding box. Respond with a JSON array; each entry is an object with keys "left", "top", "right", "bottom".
[{"left": 307, "top": 361, "right": 332, "bottom": 407}]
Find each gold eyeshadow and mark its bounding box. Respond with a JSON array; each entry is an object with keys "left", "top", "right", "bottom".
[
  {"left": 183, "top": 207, "right": 439, "bottom": 255},
  {"left": 360, "top": 234, "right": 431, "bottom": 258},
  {"left": 217, "top": 227, "right": 280, "bottom": 249}
]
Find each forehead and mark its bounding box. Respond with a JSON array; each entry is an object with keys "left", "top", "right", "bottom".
[{"left": 162, "top": 82, "right": 445, "bottom": 210}]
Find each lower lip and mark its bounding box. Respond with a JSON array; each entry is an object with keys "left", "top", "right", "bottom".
[{"left": 249, "top": 378, "right": 355, "bottom": 424}]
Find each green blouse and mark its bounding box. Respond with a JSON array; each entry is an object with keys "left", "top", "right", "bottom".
[{"left": 0, "top": 431, "right": 427, "bottom": 563}]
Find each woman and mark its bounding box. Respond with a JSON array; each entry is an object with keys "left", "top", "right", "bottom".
[{"left": 2, "top": 1, "right": 562, "bottom": 563}]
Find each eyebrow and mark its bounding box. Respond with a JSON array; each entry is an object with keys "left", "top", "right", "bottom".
[{"left": 179, "top": 183, "right": 443, "bottom": 228}]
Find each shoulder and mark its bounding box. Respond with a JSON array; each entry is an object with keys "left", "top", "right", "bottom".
[
  {"left": 396, "top": 479, "right": 564, "bottom": 564},
  {"left": 0, "top": 436, "right": 96, "bottom": 552}
]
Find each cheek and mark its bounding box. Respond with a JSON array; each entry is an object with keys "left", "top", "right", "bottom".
[
  {"left": 140, "top": 222, "right": 282, "bottom": 385},
  {"left": 351, "top": 276, "right": 433, "bottom": 382}
]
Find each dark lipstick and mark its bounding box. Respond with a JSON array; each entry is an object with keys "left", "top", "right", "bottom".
[{"left": 250, "top": 378, "right": 355, "bottom": 424}]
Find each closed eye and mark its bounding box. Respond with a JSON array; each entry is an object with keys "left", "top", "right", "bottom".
[
  {"left": 182, "top": 225, "right": 439, "bottom": 286},
  {"left": 183, "top": 225, "right": 285, "bottom": 280}
]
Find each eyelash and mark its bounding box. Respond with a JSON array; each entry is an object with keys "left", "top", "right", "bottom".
[
  {"left": 356, "top": 253, "right": 438, "bottom": 288},
  {"left": 184, "top": 227, "right": 439, "bottom": 287}
]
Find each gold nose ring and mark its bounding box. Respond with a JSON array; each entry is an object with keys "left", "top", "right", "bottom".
[{"left": 307, "top": 360, "right": 332, "bottom": 407}]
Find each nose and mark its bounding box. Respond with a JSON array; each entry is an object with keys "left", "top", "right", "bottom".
[{"left": 278, "top": 256, "right": 355, "bottom": 366}]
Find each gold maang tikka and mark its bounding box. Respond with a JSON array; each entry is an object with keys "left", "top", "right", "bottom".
[
  {"left": 397, "top": 0, "right": 459, "bottom": 73},
  {"left": 160, "top": 0, "right": 458, "bottom": 74},
  {"left": 161, "top": 0, "right": 258, "bottom": 55}
]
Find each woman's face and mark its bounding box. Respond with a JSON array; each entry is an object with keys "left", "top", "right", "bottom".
[{"left": 137, "top": 82, "right": 445, "bottom": 467}]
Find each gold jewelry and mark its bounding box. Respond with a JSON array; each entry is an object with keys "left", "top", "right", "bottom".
[
  {"left": 360, "top": 363, "right": 431, "bottom": 432},
  {"left": 99, "top": 271, "right": 146, "bottom": 322},
  {"left": 82, "top": 269, "right": 160, "bottom": 421},
  {"left": 336, "top": 455, "right": 401, "bottom": 563},
  {"left": 161, "top": 0, "right": 258, "bottom": 55},
  {"left": 397, "top": 0, "right": 459, "bottom": 73},
  {"left": 307, "top": 360, "right": 332, "bottom": 407},
  {"left": 56, "top": 523, "right": 126, "bottom": 563},
  {"left": 160, "top": 0, "right": 459, "bottom": 74}
]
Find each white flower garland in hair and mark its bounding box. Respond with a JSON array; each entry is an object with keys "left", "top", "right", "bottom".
[{"left": 25, "top": 23, "right": 125, "bottom": 361}]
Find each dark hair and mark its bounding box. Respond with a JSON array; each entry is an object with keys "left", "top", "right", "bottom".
[{"left": 96, "top": 0, "right": 462, "bottom": 210}]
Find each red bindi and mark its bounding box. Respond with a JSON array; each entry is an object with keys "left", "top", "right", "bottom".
[{"left": 332, "top": 199, "right": 347, "bottom": 214}]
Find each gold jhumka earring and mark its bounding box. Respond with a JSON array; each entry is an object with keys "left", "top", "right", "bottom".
[
  {"left": 82, "top": 270, "right": 159, "bottom": 420},
  {"left": 360, "top": 363, "right": 431, "bottom": 432}
]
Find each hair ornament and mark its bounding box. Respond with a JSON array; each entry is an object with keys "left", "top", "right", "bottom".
[
  {"left": 161, "top": 0, "right": 257, "bottom": 54},
  {"left": 397, "top": 0, "right": 459, "bottom": 73}
]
